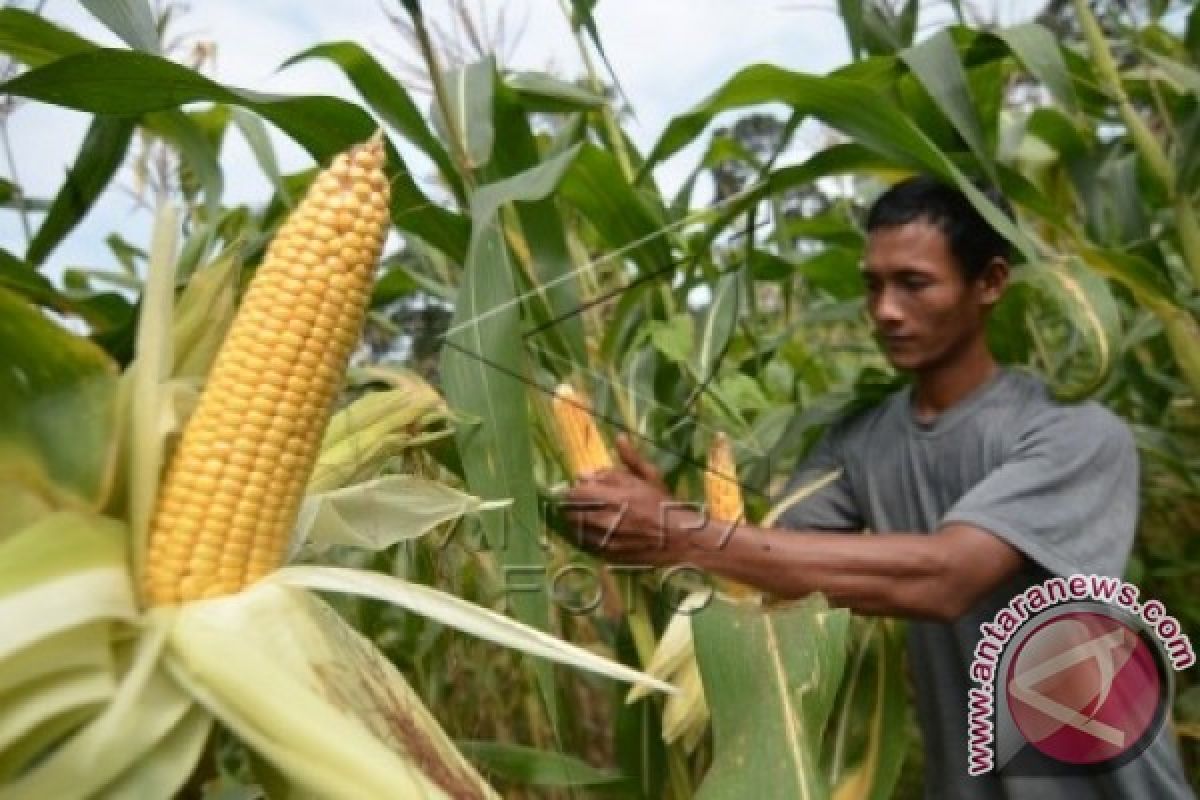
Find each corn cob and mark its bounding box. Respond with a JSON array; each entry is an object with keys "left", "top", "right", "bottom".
[
  {"left": 705, "top": 432, "right": 743, "bottom": 524},
  {"left": 551, "top": 383, "right": 612, "bottom": 477},
  {"left": 142, "top": 133, "right": 391, "bottom": 606},
  {"left": 705, "top": 432, "right": 757, "bottom": 599}
]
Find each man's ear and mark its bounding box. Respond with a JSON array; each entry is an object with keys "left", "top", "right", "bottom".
[{"left": 978, "top": 257, "right": 1009, "bottom": 307}]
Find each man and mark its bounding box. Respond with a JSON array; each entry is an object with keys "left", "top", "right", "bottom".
[{"left": 564, "top": 177, "right": 1194, "bottom": 798}]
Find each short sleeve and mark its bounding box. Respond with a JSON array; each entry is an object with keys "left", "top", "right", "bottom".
[
  {"left": 939, "top": 405, "right": 1139, "bottom": 579},
  {"left": 770, "top": 424, "right": 864, "bottom": 532}
]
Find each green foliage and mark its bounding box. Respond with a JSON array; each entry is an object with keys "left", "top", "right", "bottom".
[
  {"left": 2, "top": 0, "right": 1198, "bottom": 794},
  {"left": 692, "top": 596, "right": 851, "bottom": 799},
  {"left": 0, "top": 287, "right": 119, "bottom": 509}
]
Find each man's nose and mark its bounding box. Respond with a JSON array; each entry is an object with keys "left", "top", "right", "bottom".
[{"left": 870, "top": 287, "right": 905, "bottom": 326}]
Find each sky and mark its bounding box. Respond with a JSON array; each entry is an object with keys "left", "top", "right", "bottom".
[{"left": 0, "top": 0, "right": 1051, "bottom": 280}]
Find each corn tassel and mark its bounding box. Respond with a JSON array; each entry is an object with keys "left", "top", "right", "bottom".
[
  {"left": 551, "top": 383, "right": 612, "bottom": 477},
  {"left": 142, "top": 133, "right": 391, "bottom": 606}
]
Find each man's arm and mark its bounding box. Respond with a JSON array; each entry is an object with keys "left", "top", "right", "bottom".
[
  {"left": 685, "top": 516, "right": 1025, "bottom": 622},
  {"left": 563, "top": 450, "right": 1026, "bottom": 623}
]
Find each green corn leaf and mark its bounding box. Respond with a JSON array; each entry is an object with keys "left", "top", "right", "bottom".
[
  {"left": 456, "top": 740, "right": 626, "bottom": 788},
  {"left": 901, "top": 29, "right": 993, "bottom": 176},
  {"left": 142, "top": 108, "right": 226, "bottom": 221},
  {"left": 231, "top": 107, "right": 290, "bottom": 206},
  {"left": 294, "top": 475, "right": 507, "bottom": 554},
  {"left": 993, "top": 23, "right": 1079, "bottom": 113},
  {"left": 0, "top": 288, "right": 119, "bottom": 508},
  {"left": 0, "top": 8, "right": 95, "bottom": 68},
  {"left": 0, "top": 49, "right": 468, "bottom": 260},
  {"left": 693, "top": 270, "right": 740, "bottom": 384},
  {"left": 79, "top": 0, "right": 160, "bottom": 55},
  {"left": 282, "top": 41, "right": 463, "bottom": 201},
  {"left": 439, "top": 146, "right": 583, "bottom": 729},
  {"left": 26, "top": 114, "right": 136, "bottom": 267},
  {"left": 1019, "top": 258, "right": 1122, "bottom": 400},
  {"left": 692, "top": 594, "right": 851, "bottom": 800},
  {"left": 824, "top": 618, "right": 908, "bottom": 800},
  {"left": 696, "top": 143, "right": 900, "bottom": 255},
  {"left": 505, "top": 72, "right": 606, "bottom": 112},
  {"left": 489, "top": 80, "right": 587, "bottom": 369},
  {"left": 165, "top": 582, "right": 495, "bottom": 800},
  {"left": 645, "top": 64, "right": 1035, "bottom": 262},
  {"left": 442, "top": 56, "right": 496, "bottom": 171}
]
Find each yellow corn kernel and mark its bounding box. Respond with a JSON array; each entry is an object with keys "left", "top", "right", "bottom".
[
  {"left": 705, "top": 432, "right": 744, "bottom": 524},
  {"left": 705, "top": 432, "right": 757, "bottom": 600},
  {"left": 142, "top": 132, "right": 391, "bottom": 607},
  {"left": 551, "top": 383, "right": 613, "bottom": 478}
]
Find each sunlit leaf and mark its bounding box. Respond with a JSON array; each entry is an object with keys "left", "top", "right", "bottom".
[
  {"left": 295, "top": 475, "right": 508, "bottom": 553},
  {"left": 270, "top": 567, "right": 674, "bottom": 693},
  {"left": 26, "top": 115, "right": 136, "bottom": 267},
  {"left": 79, "top": 0, "right": 160, "bottom": 55},
  {"left": 993, "top": 23, "right": 1078, "bottom": 112},
  {"left": 505, "top": 71, "right": 606, "bottom": 112},
  {"left": 282, "top": 41, "right": 463, "bottom": 200},
  {"left": 693, "top": 270, "right": 739, "bottom": 383},
  {"left": 901, "top": 29, "right": 993, "bottom": 174},
  {"left": 443, "top": 56, "right": 496, "bottom": 171},
  {"left": 165, "top": 583, "right": 495, "bottom": 799}
]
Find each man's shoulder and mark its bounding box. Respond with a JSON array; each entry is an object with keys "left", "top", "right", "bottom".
[
  {"left": 826, "top": 367, "right": 1134, "bottom": 449},
  {"left": 1004, "top": 370, "right": 1133, "bottom": 443}
]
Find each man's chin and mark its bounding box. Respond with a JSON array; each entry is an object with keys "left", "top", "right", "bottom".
[{"left": 883, "top": 351, "right": 925, "bottom": 371}]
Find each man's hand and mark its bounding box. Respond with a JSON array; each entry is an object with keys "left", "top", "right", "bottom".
[
  {"left": 562, "top": 434, "right": 702, "bottom": 566},
  {"left": 613, "top": 432, "right": 670, "bottom": 493}
]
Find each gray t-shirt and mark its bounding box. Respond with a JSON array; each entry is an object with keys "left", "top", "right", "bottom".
[{"left": 773, "top": 367, "right": 1194, "bottom": 800}]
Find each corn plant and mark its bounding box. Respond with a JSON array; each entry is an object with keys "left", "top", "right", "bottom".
[
  {"left": 0, "top": 130, "right": 669, "bottom": 797},
  {"left": 1, "top": 0, "right": 1197, "bottom": 796}
]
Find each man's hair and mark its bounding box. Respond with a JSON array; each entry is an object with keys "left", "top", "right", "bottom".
[{"left": 865, "top": 176, "right": 1014, "bottom": 282}]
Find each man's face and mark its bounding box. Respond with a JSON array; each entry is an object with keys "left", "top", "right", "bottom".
[{"left": 862, "top": 221, "right": 994, "bottom": 372}]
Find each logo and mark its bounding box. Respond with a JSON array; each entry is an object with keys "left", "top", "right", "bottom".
[
  {"left": 966, "top": 574, "right": 1194, "bottom": 777},
  {"left": 1005, "top": 606, "right": 1165, "bottom": 768}
]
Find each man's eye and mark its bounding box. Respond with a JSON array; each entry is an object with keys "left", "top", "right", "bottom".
[{"left": 902, "top": 278, "right": 930, "bottom": 290}]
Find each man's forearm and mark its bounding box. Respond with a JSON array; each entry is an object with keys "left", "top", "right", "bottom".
[{"left": 681, "top": 515, "right": 962, "bottom": 621}]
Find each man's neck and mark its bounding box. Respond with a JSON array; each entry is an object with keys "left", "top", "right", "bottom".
[{"left": 911, "top": 341, "right": 998, "bottom": 420}]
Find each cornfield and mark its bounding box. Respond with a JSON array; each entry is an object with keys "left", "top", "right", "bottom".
[{"left": 0, "top": 0, "right": 1197, "bottom": 797}]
